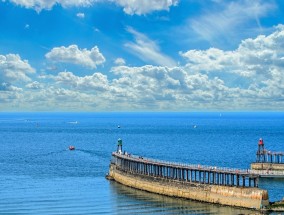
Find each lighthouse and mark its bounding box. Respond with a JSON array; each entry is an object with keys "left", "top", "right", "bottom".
[{"left": 117, "top": 138, "right": 123, "bottom": 154}]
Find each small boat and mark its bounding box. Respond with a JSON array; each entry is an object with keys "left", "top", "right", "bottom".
[
  {"left": 69, "top": 146, "right": 75, "bottom": 150},
  {"left": 68, "top": 121, "right": 78, "bottom": 124}
]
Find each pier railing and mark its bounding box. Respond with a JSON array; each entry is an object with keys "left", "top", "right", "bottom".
[
  {"left": 111, "top": 152, "right": 259, "bottom": 188},
  {"left": 256, "top": 150, "right": 284, "bottom": 163}
]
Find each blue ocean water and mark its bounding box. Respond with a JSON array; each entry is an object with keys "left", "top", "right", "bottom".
[{"left": 0, "top": 112, "right": 283, "bottom": 215}]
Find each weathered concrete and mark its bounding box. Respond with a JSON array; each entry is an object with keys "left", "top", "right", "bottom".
[
  {"left": 109, "top": 164, "right": 269, "bottom": 210},
  {"left": 251, "top": 162, "right": 284, "bottom": 171}
]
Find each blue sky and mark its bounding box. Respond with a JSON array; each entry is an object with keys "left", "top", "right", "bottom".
[{"left": 1, "top": 0, "right": 284, "bottom": 111}]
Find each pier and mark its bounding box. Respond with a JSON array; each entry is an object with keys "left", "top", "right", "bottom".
[
  {"left": 112, "top": 139, "right": 259, "bottom": 188},
  {"left": 251, "top": 138, "right": 284, "bottom": 173},
  {"left": 256, "top": 138, "right": 284, "bottom": 163},
  {"left": 111, "top": 152, "right": 259, "bottom": 188},
  {"left": 108, "top": 139, "right": 269, "bottom": 210}
]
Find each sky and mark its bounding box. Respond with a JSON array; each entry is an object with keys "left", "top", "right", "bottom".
[{"left": 1, "top": 0, "right": 284, "bottom": 112}]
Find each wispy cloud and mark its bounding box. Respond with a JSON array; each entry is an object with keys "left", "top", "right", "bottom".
[
  {"left": 188, "top": 0, "right": 276, "bottom": 46},
  {"left": 125, "top": 27, "right": 176, "bottom": 67}
]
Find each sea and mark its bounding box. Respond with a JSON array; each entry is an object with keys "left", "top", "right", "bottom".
[{"left": 0, "top": 112, "right": 283, "bottom": 215}]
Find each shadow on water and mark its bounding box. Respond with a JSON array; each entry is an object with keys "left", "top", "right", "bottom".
[
  {"left": 76, "top": 149, "right": 109, "bottom": 160},
  {"left": 37, "top": 149, "right": 68, "bottom": 157},
  {"left": 109, "top": 181, "right": 261, "bottom": 215},
  {"left": 37, "top": 148, "right": 108, "bottom": 160}
]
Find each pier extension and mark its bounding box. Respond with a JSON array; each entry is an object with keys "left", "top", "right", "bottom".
[{"left": 251, "top": 138, "right": 284, "bottom": 172}]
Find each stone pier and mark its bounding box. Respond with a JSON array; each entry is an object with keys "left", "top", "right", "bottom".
[{"left": 108, "top": 148, "right": 269, "bottom": 210}]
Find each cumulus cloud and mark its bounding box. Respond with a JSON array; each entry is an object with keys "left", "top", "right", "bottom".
[
  {"left": 111, "top": 65, "right": 229, "bottom": 105},
  {"left": 40, "top": 25, "right": 284, "bottom": 111},
  {"left": 45, "top": 45, "right": 105, "bottom": 69},
  {"left": 8, "top": 0, "right": 178, "bottom": 14},
  {"left": 114, "top": 58, "right": 126, "bottom": 65},
  {"left": 38, "top": 65, "right": 230, "bottom": 110},
  {"left": 0, "top": 54, "right": 35, "bottom": 86},
  {"left": 0, "top": 82, "right": 22, "bottom": 92},
  {"left": 180, "top": 24, "right": 284, "bottom": 106},
  {"left": 2, "top": 25, "right": 284, "bottom": 111},
  {"left": 8, "top": 0, "right": 93, "bottom": 12},
  {"left": 25, "top": 81, "right": 43, "bottom": 89},
  {"left": 55, "top": 71, "right": 109, "bottom": 91},
  {"left": 113, "top": 0, "right": 179, "bottom": 15},
  {"left": 181, "top": 24, "right": 284, "bottom": 80},
  {"left": 125, "top": 27, "right": 176, "bottom": 67}
]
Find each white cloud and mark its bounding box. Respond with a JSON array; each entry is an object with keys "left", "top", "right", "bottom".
[
  {"left": 40, "top": 65, "right": 230, "bottom": 110},
  {"left": 181, "top": 24, "right": 284, "bottom": 80},
  {"left": 0, "top": 82, "right": 22, "bottom": 92},
  {"left": 45, "top": 45, "right": 105, "bottom": 69},
  {"left": 188, "top": 0, "right": 275, "bottom": 46},
  {"left": 114, "top": 58, "right": 126, "bottom": 65},
  {"left": 0, "top": 53, "right": 35, "bottom": 84},
  {"left": 180, "top": 24, "right": 284, "bottom": 107},
  {"left": 76, "top": 12, "right": 85, "bottom": 18},
  {"left": 8, "top": 0, "right": 178, "bottom": 14},
  {"left": 25, "top": 81, "right": 43, "bottom": 89},
  {"left": 55, "top": 71, "right": 109, "bottom": 91},
  {"left": 125, "top": 27, "right": 176, "bottom": 67},
  {"left": 113, "top": 0, "right": 179, "bottom": 15},
  {"left": 2, "top": 25, "right": 284, "bottom": 111},
  {"left": 8, "top": 0, "right": 93, "bottom": 12}
]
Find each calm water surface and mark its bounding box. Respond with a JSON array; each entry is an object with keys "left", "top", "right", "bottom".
[{"left": 0, "top": 112, "right": 283, "bottom": 215}]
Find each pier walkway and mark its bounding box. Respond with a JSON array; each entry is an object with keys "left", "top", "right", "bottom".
[{"left": 111, "top": 152, "right": 260, "bottom": 188}]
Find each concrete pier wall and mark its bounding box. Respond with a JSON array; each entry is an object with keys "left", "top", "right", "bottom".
[
  {"left": 251, "top": 163, "right": 284, "bottom": 171},
  {"left": 109, "top": 164, "right": 269, "bottom": 210}
]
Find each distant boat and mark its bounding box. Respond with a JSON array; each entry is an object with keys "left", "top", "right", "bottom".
[
  {"left": 117, "top": 125, "right": 121, "bottom": 128},
  {"left": 69, "top": 146, "right": 75, "bottom": 150},
  {"left": 193, "top": 125, "right": 197, "bottom": 128},
  {"left": 68, "top": 121, "right": 78, "bottom": 124}
]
